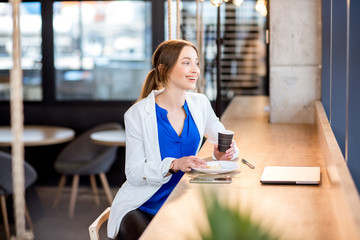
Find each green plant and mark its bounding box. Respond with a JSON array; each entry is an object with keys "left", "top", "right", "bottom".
[{"left": 201, "top": 190, "right": 278, "bottom": 240}]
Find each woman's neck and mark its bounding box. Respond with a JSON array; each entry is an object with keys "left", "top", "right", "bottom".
[{"left": 156, "top": 88, "right": 186, "bottom": 111}]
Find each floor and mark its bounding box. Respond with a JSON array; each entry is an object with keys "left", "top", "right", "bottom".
[{"left": 1, "top": 186, "right": 116, "bottom": 240}]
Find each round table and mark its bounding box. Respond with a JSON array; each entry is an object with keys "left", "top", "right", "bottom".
[
  {"left": 0, "top": 125, "right": 75, "bottom": 147},
  {"left": 90, "top": 129, "right": 126, "bottom": 146}
]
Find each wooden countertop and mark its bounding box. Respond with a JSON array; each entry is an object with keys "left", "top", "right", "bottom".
[{"left": 140, "top": 96, "right": 360, "bottom": 240}]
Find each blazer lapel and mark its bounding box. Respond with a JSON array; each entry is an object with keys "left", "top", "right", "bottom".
[
  {"left": 186, "top": 93, "right": 205, "bottom": 152},
  {"left": 144, "top": 90, "right": 163, "bottom": 162}
]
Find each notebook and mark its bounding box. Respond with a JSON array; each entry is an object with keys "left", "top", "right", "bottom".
[{"left": 260, "top": 166, "right": 321, "bottom": 185}]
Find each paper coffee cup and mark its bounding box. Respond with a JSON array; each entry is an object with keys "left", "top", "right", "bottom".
[{"left": 218, "top": 130, "right": 234, "bottom": 152}]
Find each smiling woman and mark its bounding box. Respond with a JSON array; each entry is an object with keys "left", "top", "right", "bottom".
[{"left": 107, "top": 39, "right": 239, "bottom": 240}]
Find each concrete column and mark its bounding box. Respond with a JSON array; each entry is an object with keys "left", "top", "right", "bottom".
[{"left": 269, "top": 0, "right": 322, "bottom": 123}]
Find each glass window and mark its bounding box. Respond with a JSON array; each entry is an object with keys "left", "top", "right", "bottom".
[
  {"left": 0, "top": 2, "right": 42, "bottom": 101},
  {"left": 166, "top": 1, "right": 267, "bottom": 100},
  {"left": 165, "top": 2, "right": 221, "bottom": 100},
  {"left": 53, "top": 1, "right": 152, "bottom": 100}
]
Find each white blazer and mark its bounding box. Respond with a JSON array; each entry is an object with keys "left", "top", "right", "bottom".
[{"left": 107, "top": 89, "right": 238, "bottom": 238}]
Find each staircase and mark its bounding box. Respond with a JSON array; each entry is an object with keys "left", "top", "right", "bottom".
[{"left": 180, "top": 0, "right": 267, "bottom": 101}]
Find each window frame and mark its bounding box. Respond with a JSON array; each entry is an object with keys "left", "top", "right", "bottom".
[{"left": 0, "top": 0, "right": 164, "bottom": 107}]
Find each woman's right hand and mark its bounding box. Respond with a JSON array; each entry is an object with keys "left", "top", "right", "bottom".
[{"left": 173, "top": 156, "right": 206, "bottom": 172}]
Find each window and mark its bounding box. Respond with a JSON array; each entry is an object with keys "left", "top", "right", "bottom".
[
  {"left": 165, "top": 2, "right": 219, "bottom": 100},
  {"left": 165, "top": 1, "right": 267, "bottom": 101},
  {"left": 0, "top": 0, "right": 265, "bottom": 103},
  {"left": 0, "top": 2, "right": 42, "bottom": 101},
  {"left": 53, "top": 1, "right": 152, "bottom": 100}
]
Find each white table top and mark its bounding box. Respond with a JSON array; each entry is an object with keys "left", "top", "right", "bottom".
[
  {"left": 90, "top": 129, "right": 126, "bottom": 146},
  {"left": 0, "top": 125, "right": 75, "bottom": 147}
]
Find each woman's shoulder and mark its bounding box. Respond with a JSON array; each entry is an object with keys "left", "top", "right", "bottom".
[
  {"left": 125, "top": 98, "right": 147, "bottom": 118},
  {"left": 125, "top": 90, "right": 161, "bottom": 120}
]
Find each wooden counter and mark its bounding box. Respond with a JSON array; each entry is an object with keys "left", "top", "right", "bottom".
[{"left": 140, "top": 96, "right": 360, "bottom": 240}]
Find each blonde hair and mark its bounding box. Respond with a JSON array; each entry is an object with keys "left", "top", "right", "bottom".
[{"left": 138, "top": 39, "right": 199, "bottom": 101}]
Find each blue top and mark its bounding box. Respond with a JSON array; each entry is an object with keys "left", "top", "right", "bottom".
[{"left": 139, "top": 101, "right": 200, "bottom": 215}]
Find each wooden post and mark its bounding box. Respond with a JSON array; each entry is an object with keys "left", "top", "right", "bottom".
[{"left": 10, "top": 0, "right": 33, "bottom": 239}]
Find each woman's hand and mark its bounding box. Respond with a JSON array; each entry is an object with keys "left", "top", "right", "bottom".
[
  {"left": 173, "top": 156, "right": 206, "bottom": 172},
  {"left": 213, "top": 140, "right": 236, "bottom": 160}
]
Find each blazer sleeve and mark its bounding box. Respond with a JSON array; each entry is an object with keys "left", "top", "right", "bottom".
[
  {"left": 203, "top": 94, "right": 225, "bottom": 144},
  {"left": 124, "top": 111, "right": 173, "bottom": 187},
  {"left": 202, "top": 95, "right": 239, "bottom": 160}
]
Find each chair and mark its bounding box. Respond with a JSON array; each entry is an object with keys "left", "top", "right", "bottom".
[
  {"left": 89, "top": 207, "right": 111, "bottom": 240},
  {"left": 0, "top": 150, "right": 37, "bottom": 240},
  {"left": 53, "top": 122, "right": 122, "bottom": 218}
]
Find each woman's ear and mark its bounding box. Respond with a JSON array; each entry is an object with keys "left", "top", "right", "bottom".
[{"left": 157, "top": 64, "right": 164, "bottom": 74}]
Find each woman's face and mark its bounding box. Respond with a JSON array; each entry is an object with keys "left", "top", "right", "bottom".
[{"left": 166, "top": 46, "right": 200, "bottom": 91}]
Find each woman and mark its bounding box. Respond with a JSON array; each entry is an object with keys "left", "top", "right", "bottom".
[{"left": 107, "top": 39, "right": 239, "bottom": 239}]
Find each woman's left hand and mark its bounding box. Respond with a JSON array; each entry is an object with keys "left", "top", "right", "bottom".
[{"left": 213, "top": 140, "right": 236, "bottom": 160}]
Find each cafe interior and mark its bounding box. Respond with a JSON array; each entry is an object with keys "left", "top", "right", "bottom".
[{"left": 0, "top": 0, "right": 360, "bottom": 239}]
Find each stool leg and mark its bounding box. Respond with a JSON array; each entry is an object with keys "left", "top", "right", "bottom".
[
  {"left": 69, "top": 174, "right": 79, "bottom": 218},
  {"left": 53, "top": 175, "right": 66, "bottom": 208},
  {"left": 90, "top": 175, "right": 100, "bottom": 206},
  {"left": 99, "top": 173, "right": 113, "bottom": 205},
  {"left": 25, "top": 203, "right": 33, "bottom": 230},
  {"left": 1, "top": 195, "right": 10, "bottom": 240}
]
